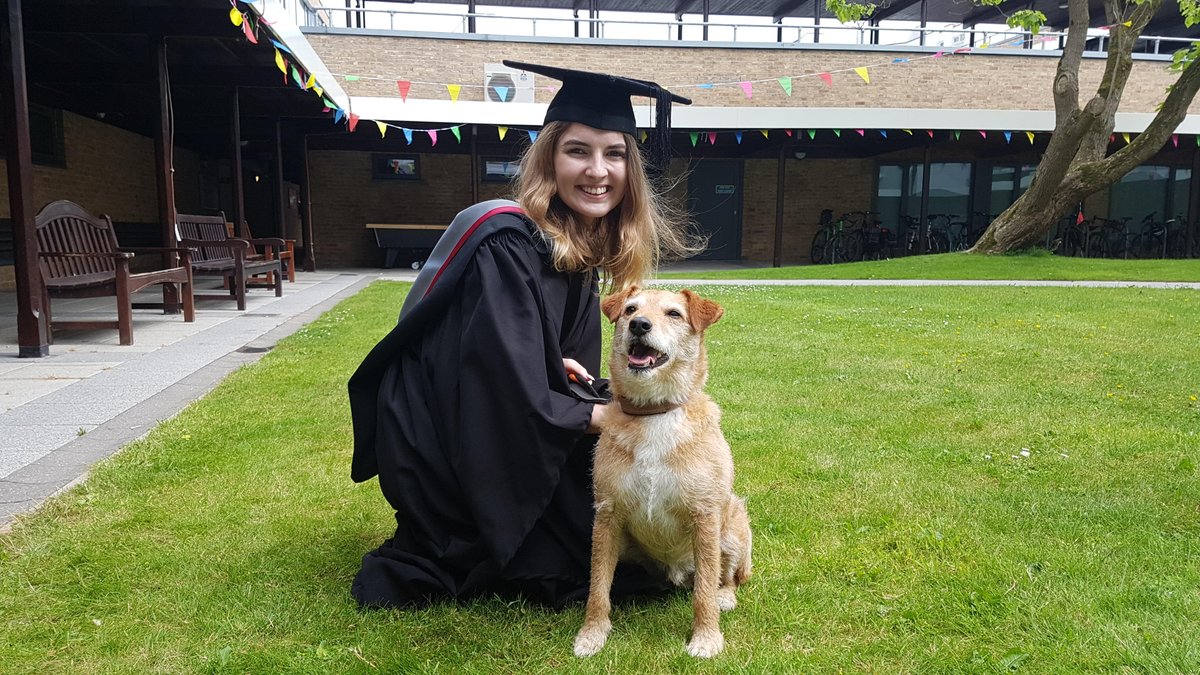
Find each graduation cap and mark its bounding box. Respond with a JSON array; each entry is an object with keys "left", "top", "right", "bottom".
[{"left": 502, "top": 60, "right": 691, "bottom": 176}]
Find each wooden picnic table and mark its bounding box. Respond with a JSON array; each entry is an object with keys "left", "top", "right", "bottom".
[{"left": 366, "top": 223, "right": 447, "bottom": 269}]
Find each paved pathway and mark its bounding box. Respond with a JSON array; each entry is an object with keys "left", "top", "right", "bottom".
[
  {"left": 0, "top": 269, "right": 416, "bottom": 529},
  {"left": 1, "top": 270, "right": 1195, "bottom": 530}
]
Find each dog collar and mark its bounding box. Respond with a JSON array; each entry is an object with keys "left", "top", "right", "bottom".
[{"left": 617, "top": 396, "right": 683, "bottom": 416}]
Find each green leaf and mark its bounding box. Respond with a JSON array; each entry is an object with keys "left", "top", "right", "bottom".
[
  {"left": 826, "top": 0, "right": 876, "bottom": 23},
  {"left": 1000, "top": 649, "right": 1030, "bottom": 670},
  {"left": 1007, "top": 9, "right": 1047, "bottom": 37},
  {"left": 1181, "top": 0, "right": 1200, "bottom": 28}
]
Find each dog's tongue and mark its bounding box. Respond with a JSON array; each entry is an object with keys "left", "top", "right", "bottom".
[{"left": 628, "top": 353, "right": 656, "bottom": 368}]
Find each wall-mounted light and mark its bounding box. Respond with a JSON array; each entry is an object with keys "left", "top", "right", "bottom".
[
  {"left": 793, "top": 151, "right": 807, "bottom": 160},
  {"left": 253, "top": 174, "right": 260, "bottom": 183}
]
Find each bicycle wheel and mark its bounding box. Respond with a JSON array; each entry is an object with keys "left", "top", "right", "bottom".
[
  {"left": 928, "top": 230, "right": 950, "bottom": 254},
  {"left": 811, "top": 229, "right": 829, "bottom": 264}
]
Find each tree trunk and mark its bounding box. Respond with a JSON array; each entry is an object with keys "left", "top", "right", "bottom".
[{"left": 969, "top": 0, "right": 1200, "bottom": 255}]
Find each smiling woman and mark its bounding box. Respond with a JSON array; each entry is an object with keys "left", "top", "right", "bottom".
[{"left": 347, "top": 61, "right": 700, "bottom": 611}]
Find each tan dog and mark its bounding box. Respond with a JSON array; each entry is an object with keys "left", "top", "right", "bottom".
[{"left": 573, "top": 287, "right": 752, "bottom": 659}]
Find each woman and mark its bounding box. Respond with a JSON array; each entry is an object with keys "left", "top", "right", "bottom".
[{"left": 347, "top": 61, "right": 694, "bottom": 608}]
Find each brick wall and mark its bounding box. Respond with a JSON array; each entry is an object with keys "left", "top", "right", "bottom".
[
  {"left": 0, "top": 110, "right": 201, "bottom": 289},
  {"left": 307, "top": 34, "right": 1193, "bottom": 114},
  {"left": 310, "top": 150, "right": 516, "bottom": 267}
]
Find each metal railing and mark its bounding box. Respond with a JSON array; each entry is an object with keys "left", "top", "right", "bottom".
[{"left": 300, "top": 2, "right": 1199, "bottom": 54}]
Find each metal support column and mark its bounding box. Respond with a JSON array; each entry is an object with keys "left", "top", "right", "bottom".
[
  {"left": 919, "top": 145, "right": 933, "bottom": 252},
  {"left": 301, "top": 135, "right": 316, "bottom": 271},
  {"left": 230, "top": 89, "right": 247, "bottom": 237},
  {"left": 773, "top": 144, "right": 787, "bottom": 267}
]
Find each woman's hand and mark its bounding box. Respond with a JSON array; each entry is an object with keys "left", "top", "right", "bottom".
[
  {"left": 563, "top": 358, "right": 593, "bottom": 384},
  {"left": 587, "top": 402, "right": 611, "bottom": 434}
]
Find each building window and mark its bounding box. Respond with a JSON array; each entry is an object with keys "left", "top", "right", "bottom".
[
  {"left": 372, "top": 154, "right": 420, "bottom": 180},
  {"left": 1, "top": 105, "right": 66, "bottom": 167},
  {"left": 481, "top": 158, "right": 520, "bottom": 182}
]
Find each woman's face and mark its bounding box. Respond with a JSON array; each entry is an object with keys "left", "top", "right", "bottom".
[{"left": 553, "top": 123, "right": 628, "bottom": 224}]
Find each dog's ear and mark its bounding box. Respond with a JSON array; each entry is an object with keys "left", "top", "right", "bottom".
[
  {"left": 682, "top": 289, "right": 724, "bottom": 332},
  {"left": 601, "top": 285, "right": 639, "bottom": 323}
]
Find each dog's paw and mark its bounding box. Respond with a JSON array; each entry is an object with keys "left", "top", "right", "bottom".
[
  {"left": 573, "top": 622, "right": 612, "bottom": 658},
  {"left": 717, "top": 587, "right": 738, "bottom": 612},
  {"left": 686, "top": 629, "right": 725, "bottom": 658}
]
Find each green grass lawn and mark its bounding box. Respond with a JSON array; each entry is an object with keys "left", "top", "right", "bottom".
[
  {"left": 2, "top": 279, "right": 1199, "bottom": 672},
  {"left": 658, "top": 250, "right": 1200, "bottom": 282}
]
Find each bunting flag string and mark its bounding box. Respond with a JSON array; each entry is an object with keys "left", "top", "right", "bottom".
[{"left": 229, "top": 15, "right": 1192, "bottom": 149}]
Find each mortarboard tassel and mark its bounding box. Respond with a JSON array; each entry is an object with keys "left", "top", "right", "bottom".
[{"left": 648, "top": 87, "right": 674, "bottom": 182}]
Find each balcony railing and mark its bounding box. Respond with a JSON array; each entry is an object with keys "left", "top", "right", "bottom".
[{"left": 298, "top": 1, "right": 1198, "bottom": 55}]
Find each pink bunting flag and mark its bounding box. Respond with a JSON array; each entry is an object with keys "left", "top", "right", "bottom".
[
  {"left": 397, "top": 80, "right": 411, "bottom": 102},
  {"left": 1173, "top": 134, "right": 1179, "bottom": 147},
  {"left": 427, "top": 130, "right": 438, "bottom": 146},
  {"left": 242, "top": 18, "right": 258, "bottom": 44},
  {"left": 927, "top": 130, "right": 934, "bottom": 138},
  {"left": 708, "top": 131, "right": 717, "bottom": 145},
  {"left": 785, "top": 129, "right": 793, "bottom": 137},
  {"left": 933, "top": 51, "right": 944, "bottom": 58},
  {"left": 347, "top": 113, "right": 360, "bottom": 133},
  {"left": 739, "top": 81, "right": 753, "bottom": 99},
  {"left": 818, "top": 72, "right": 832, "bottom": 87},
  {"left": 855, "top": 129, "right": 865, "bottom": 136},
  {"left": 979, "top": 130, "right": 987, "bottom": 139}
]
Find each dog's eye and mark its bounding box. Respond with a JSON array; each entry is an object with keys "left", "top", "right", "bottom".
[
  {"left": 666, "top": 309, "right": 683, "bottom": 318},
  {"left": 624, "top": 305, "right": 636, "bottom": 315}
]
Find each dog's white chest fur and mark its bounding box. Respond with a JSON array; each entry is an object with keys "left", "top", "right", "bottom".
[{"left": 617, "top": 411, "right": 696, "bottom": 581}]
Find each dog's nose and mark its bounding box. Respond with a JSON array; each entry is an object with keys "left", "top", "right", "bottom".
[{"left": 629, "top": 317, "right": 652, "bottom": 336}]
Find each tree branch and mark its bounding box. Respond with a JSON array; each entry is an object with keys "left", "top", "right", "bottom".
[{"left": 1053, "top": 0, "right": 1090, "bottom": 124}]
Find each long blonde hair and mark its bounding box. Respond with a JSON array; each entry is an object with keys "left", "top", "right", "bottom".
[{"left": 515, "top": 121, "right": 696, "bottom": 291}]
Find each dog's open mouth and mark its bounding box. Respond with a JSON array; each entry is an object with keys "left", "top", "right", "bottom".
[{"left": 627, "top": 342, "right": 669, "bottom": 371}]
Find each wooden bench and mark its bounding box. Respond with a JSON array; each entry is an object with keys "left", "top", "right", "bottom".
[
  {"left": 176, "top": 212, "right": 283, "bottom": 311},
  {"left": 35, "top": 200, "right": 195, "bottom": 346},
  {"left": 227, "top": 220, "right": 296, "bottom": 284},
  {"left": 366, "top": 223, "right": 447, "bottom": 269}
]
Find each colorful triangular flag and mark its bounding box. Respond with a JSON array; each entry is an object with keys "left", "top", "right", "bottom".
[
  {"left": 708, "top": 132, "right": 717, "bottom": 145},
  {"left": 528, "top": 130, "right": 538, "bottom": 143},
  {"left": 854, "top": 67, "right": 869, "bottom": 84},
  {"left": 778, "top": 77, "right": 792, "bottom": 96},
  {"left": 807, "top": 129, "right": 816, "bottom": 140},
  {"left": 818, "top": 72, "right": 832, "bottom": 87},
  {"left": 452, "top": 126, "right": 462, "bottom": 142},
  {"left": 739, "top": 82, "right": 753, "bottom": 99},
  {"left": 735, "top": 131, "right": 743, "bottom": 144},
  {"left": 689, "top": 132, "right": 699, "bottom": 147},
  {"left": 375, "top": 121, "right": 387, "bottom": 138},
  {"left": 403, "top": 128, "right": 413, "bottom": 145},
  {"left": 347, "top": 113, "right": 360, "bottom": 133},
  {"left": 1026, "top": 131, "right": 1035, "bottom": 144},
  {"left": 427, "top": 130, "right": 438, "bottom": 146},
  {"left": 447, "top": 84, "right": 461, "bottom": 103},
  {"left": 1004, "top": 131, "right": 1012, "bottom": 143},
  {"left": 397, "top": 80, "right": 411, "bottom": 102},
  {"left": 498, "top": 126, "right": 508, "bottom": 141}
]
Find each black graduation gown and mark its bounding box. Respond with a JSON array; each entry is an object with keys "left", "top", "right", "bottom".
[{"left": 348, "top": 216, "right": 605, "bottom": 608}]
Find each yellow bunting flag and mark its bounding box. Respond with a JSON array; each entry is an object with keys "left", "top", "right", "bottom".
[
  {"left": 903, "top": 129, "right": 913, "bottom": 135},
  {"left": 1122, "top": 132, "right": 1131, "bottom": 144},
  {"left": 498, "top": 126, "right": 508, "bottom": 141},
  {"left": 230, "top": 8, "right": 243, "bottom": 26},
  {"left": 376, "top": 121, "right": 387, "bottom": 138},
  {"left": 1026, "top": 131, "right": 1035, "bottom": 143},
  {"left": 274, "top": 49, "right": 286, "bottom": 74},
  {"left": 854, "top": 67, "right": 870, "bottom": 84},
  {"left": 305, "top": 73, "right": 315, "bottom": 90},
  {"left": 759, "top": 129, "right": 769, "bottom": 139},
  {"left": 639, "top": 130, "right": 647, "bottom": 143},
  {"left": 447, "top": 84, "right": 462, "bottom": 103}
]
